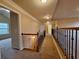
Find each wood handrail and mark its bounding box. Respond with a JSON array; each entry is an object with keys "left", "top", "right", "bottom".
[
  {"left": 58, "top": 27, "right": 79, "bottom": 30},
  {"left": 21, "top": 33, "right": 38, "bottom": 35}
]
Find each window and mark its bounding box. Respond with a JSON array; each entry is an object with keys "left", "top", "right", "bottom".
[{"left": 0, "top": 23, "right": 9, "bottom": 35}]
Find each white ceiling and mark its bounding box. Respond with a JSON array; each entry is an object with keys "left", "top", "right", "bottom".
[
  {"left": 13, "top": 0, "right": 79, "bottom": 22},
  {"left": 13, "top": 0, "right": 57, "bottom": 22},
  {"left": 54, "top": 0, "right": 79, "bottom": 19}
]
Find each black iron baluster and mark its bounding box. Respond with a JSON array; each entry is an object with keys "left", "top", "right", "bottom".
[
  {"left": 71, "top": 30, "right": 74, "bottom": 59},
  {"left": 65, "top": 30, "right": 67, "bottom": 56},
  {"left": 69, "top": 30, "right": 71, "bottom": 59},
  {"left": 75, "top": 29, "right": 77, "bottom": 59},
  {"left": 57, "top": 27, "right": 58, "bottom": 40},
  {"left": 67, "top": 30, "right": 69, "bottom": 57}
]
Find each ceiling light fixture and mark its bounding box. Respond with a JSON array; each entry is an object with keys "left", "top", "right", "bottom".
[
  {"left": 43, "top": 15, "right": 52, "bottom": 20},
  {"left": 41, "top": 0, "right": 47, "bottom": 3}
]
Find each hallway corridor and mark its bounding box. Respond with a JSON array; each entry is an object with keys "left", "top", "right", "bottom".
[
  {"left": 3, "top": 36, "right": 60, "bottom": 59},
  {"left": 0, "top": 0, "right": 79, "bottom": 59}
]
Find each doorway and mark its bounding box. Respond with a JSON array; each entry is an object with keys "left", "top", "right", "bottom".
[{"left": 0, "top": 6, "right": 20, "bottom": 50}]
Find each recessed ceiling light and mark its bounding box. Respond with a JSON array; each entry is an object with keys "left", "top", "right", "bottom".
[
  {"left": 41, "top": 0, "right": 47, "bottom": 3},
  {"left": 44, "top": 16, "right": 49, "bottom": 19},
  {"left": 43, "top": 15, "right": 52, "bottom": 20}
]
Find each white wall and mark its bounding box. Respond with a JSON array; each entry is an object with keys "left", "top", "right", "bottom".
[
  {"left": 56, "top": 18, "right": 79, "bottom": 28},
  {"left": 0, "top": 0, "right": 41, "bottom": 50},
  {"left": 21, "top": 14, "right": 40, "bottom": 34},
  {"left": 45, "top": 21, "right": 52, "bottom": 35},
  {"left": 38, "top": 24, "right": 45, "bottom": 35},
  {"left": 21, "top": 14, "right": 40, "bottom": 49}
]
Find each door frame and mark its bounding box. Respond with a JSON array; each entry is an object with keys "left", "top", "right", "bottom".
[{"left": 0, "top": 3, "right": 23, "bottom": 50}]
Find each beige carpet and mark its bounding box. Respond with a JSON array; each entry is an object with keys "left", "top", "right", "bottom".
[{"left": 3, "top": 36, "right": 60, "bottom": 59}]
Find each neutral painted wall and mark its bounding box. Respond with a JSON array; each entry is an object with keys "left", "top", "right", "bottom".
[
  {"left": 38, "top": 24, "right": 45, "bottom": 36},
  {"left": 0, "top": 0, "right": 41, "bottom": 50},
  {"left": 21, "top": 14, "right": 40, "bottom": 34},
  {"left": 45, "top": 21, "right": 52, "bottom": 35},
  {"left": 21, "top": 14, "right": 40, "bottom": 49},
  {"left": 55, "top": 18, "right": 79, "bottom": 28}
]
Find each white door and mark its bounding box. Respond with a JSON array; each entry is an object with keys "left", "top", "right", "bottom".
[{"left": 10, "top": 11, "right": 20, "bottom": 49}]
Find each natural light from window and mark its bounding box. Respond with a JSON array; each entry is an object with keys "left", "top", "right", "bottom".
[{"left": 0, "top": 23, "right": 9, "bottom": 35}]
